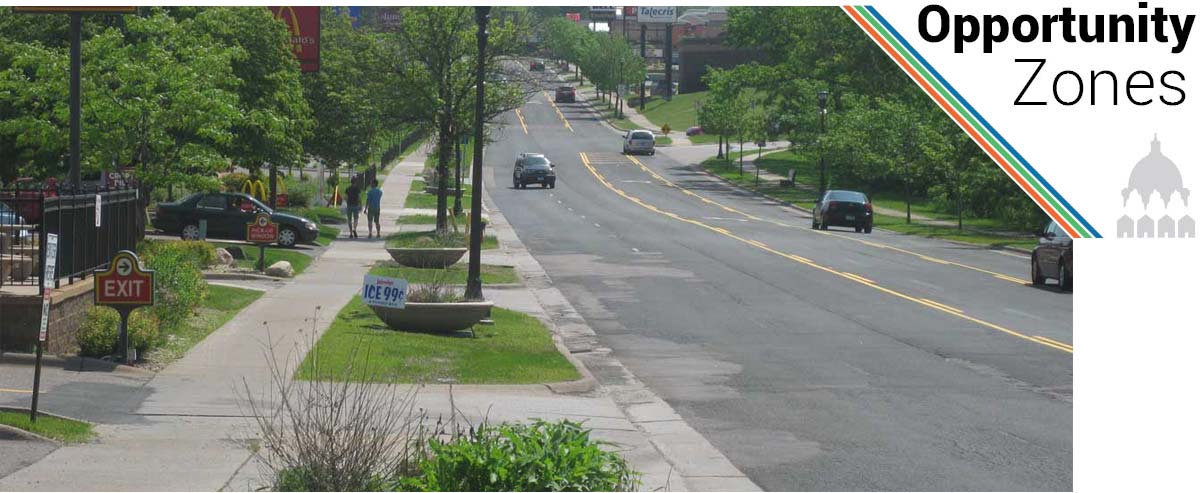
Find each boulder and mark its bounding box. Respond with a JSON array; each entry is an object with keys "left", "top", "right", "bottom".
[
  {"left": 265, "top": 260, "right": 294, "bottom": 278},
  {"left": 215, "top": 248, "right": 237, "bottom": 267}
]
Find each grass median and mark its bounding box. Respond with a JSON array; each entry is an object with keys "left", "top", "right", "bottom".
[
  {"left": 0, "top": 410, "right": 95, "bottom": 443},
  {"left": 296, "top": 298, "right": 579, "bottom": 384}
]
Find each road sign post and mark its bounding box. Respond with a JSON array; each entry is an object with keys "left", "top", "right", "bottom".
[
  {"left": 94, "top": 251, "right": 155, "bottom": 363},
  {"left": 246, "top": 213, "right": 279, "bottom": 273},
  {"left": 30, "top": 234, "right": 59, "bottom": 422}
]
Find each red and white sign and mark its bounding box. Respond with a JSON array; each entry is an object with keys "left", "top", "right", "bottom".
[
  {"left": 566, "top": 12, "right": 582, "bottom": 22},
  {"left": 268, "top": 6, "right": 320, "bottom": 72},
  {"left": 94, "top": 251, "right": 154, "bottom": 307},
  {"left": 246, "top": 213, "right": 279, "bottom": 244}
]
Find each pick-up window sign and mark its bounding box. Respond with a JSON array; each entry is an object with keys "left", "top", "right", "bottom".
[{"left": 362, "top": 275, "right": 407, "bottom": 309}]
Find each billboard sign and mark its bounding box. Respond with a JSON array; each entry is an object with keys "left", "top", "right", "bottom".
[
  {"left": 269, "top": 6, "right": 320, "bottom": 72},
  {"left": 590, "top": 6, "right": 617, "bottom": 22},
  {"left": 638, "top": 6, "right": 676, "bottom": 24}
]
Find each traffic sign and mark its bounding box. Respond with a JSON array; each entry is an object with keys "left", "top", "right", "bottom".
[
  {"left": 246, "top": 213, "right": 279, "bottom": 244},
  {"left": 94, "top": 251, "right": 155, "bottom": 307},
  {"left": 38, "top": 234, "right": 59, "bottom": 342}
]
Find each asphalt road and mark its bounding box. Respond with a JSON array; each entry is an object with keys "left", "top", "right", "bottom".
[{"left": 485, "top": 71, "right": 1071, "bottom": 491}]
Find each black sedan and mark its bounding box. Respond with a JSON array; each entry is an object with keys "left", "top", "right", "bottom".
[
  {"left": 152, "top": 192, "right": 319, "bottom": 247},
  {"left": 513, "top": 153, "right": 556, "bottom": 189},
  {"left": 1032, "top": 220, "right": 1072, "bottom": 291},
  {"left": 812, "top": 190, "right": 873, "bottom": 233}
]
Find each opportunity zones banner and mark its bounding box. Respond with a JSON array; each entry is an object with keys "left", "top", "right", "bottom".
[{"left": 844, "top": 1, "right": 1197, "bottom": 489}]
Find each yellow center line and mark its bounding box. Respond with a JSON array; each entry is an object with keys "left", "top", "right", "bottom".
[
  {"left": 920, "top": 298, "right": 964, "bottom": 313},
  {"left": 622, "top": 154, "right": 1028, "bottom": 286},
  {"left": 514, "top": 108, "right": 529, "bottom": 134},
  {"left": 583, "top": 152, "right": 1070, "bottom": 355},
  {"left": 1034, "top": 336, "right": 1074, "bottom": 351},
  {"left": 545, "top": 92, "right": 574, "bottom": 133},
  {"left": 843, "top": 272, "right": 876, "bottom": 284}
]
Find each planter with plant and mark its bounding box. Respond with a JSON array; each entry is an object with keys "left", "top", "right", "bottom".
[
  {"left": 385, "top": 233, "right": 469, "bottom": 269},
  {"left": 368, "top": 271, "right": 492, "bottom": 333}
]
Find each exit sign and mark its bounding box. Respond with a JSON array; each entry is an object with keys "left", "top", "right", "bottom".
[{"left": 94, "top": 251, "right": 155, "bottom": 307}]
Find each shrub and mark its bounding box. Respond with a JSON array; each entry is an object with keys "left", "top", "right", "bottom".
[
  {"left": 77, "top": 306, "right": 160, "bottom": 358},
  {"left": 222, "top": 172, "right": 250, "bottom": 193},
  {"left": 142, "top": 246, "right": 208, "bottom": 330},
  {"left": 287, "top": 187, "right": 313, "bottom": 207},
  {"left": 140, "top": 240, "right": 216, "bottom": 270},
  {"left": 403, "top": 420, "right": 640, "bottom": 492}
]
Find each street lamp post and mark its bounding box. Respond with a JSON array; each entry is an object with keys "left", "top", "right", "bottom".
[
  {"left": 817, "top": 90, "right": 829, "bottom": 199},
  {"left": 466, "top": 6, "right": 490, "bottom": 301}
]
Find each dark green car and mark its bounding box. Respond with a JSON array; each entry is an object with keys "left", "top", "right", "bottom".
[{"left": 152, "top": 192, "right": 319, "bottom": 247}]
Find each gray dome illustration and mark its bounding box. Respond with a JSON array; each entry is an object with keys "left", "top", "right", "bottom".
[{"left": 1123, "top": 136, "right": 1189, "bottom": 207}]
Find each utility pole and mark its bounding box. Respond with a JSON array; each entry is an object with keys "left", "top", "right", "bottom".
[
  {"left": 639, "top": 24, "right": 647, "bottom": 110},
  {"left": 68, "top": 13, "right": 81, "bottom": 189},
  {"left": 466, "top": 6, "right": 490, "bottom": 301},
  {"left": 664, "top": 23, "right": 673, "bottom": 101},
  {"left": 818, "top": 90, "right": 829, "bottom": 199}
]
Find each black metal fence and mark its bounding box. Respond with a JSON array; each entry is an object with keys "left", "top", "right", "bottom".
[{"left": 1, "top": 185, "right": 141, "bottom": 289}]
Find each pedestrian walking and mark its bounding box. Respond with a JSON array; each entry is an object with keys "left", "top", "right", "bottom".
[
  {"left": 345, "top": 176, "right": 362, "bottom": 238},
  {"left": 366, "top": 179, "right": 383, "bottom": 239}
]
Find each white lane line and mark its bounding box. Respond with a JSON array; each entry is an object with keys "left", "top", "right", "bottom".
[
  {"left": 631, "top": 247, "right": 639, "bottom": 252},
  {"left": 594, "top": 223, "right": 601, "bottom": 228}
]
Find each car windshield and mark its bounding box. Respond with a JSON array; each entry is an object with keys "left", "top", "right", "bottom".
[
  {"left": 826, "top": 191, "right": 867, "bottom": 202},
  {"left": 523, "top": 156, "right": 550, "bottom": 166},
  {"left": 631, "top": 132, "right": 653, "bottom": 140}
]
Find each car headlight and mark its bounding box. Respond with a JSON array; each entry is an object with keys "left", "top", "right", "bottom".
[{"left": 305, "top": 221, "right": 318, "bottom": 230}]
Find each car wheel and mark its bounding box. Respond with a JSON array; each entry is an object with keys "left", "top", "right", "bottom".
[
  {"left": 855, "top": 225, "right": 862, "bottom": 233},
  {"left": 181, "top": 224, "right": 201, "bottom": 241},
  {"left": 520, "top": 183, "right": 527, "bottom": 189},
  {"left": 277, "top": 227, "right": 298, "bottom": 248},
  {"left": 820, "top": 222, "right": 829, "bottom": 230},
  {"left": 1057, "top": 259, "right": 1071, "bottom": 292},
  {"left": 650, "top": 150, "right": 656, "bottom": 155},
  {"left": 513, "top": 178, "right": 519, "bottom": 189},
  {"left": 811, "top": 218, "right": 818, "bottom": 229},
  {"left": 1031, "top": 255, "right": 1046, "bottom": 285},
  {"left": 542, "top": 183, "right": 548, "bottom": 189},
  {"left": 863, "top": 224, "right": 872, "bottom": 234},
  {"left": 549, "top": 182, "right": 556, "bottom": 189}
]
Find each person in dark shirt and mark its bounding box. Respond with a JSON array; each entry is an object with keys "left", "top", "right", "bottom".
[{"left": 345, "top": 177, "right": 362, "bottom": 238}]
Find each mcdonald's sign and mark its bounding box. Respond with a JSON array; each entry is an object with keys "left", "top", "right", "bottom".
[{"left": 268, "top": 6, "right": 320, "bottom": 72}]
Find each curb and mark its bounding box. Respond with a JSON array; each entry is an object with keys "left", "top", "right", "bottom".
[
  {"left": 691, "top": 162, "right": 1035, "bottom": 257},
  {"left": 0, "top": 423, "right": 55, "bottom": 444},
  {"left": 203, "top": 272, "right": 284, "bottom": 282}
]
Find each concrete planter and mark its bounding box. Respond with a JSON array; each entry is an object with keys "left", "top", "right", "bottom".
[
  {"left": 386, "top": 247, "right": 467, "bottom": 269},
  {"left": 369, "top": 301, "right": 493, "bottom": 333}
]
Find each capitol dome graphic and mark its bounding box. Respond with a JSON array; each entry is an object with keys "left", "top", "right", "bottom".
[{"left": 1118, "top": 136, "right": 1193, "bottom": 238}]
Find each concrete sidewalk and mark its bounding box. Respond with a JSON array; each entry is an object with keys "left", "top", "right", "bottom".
[{"left": 1, "top": 139, "right": 758, "bottom": 491}]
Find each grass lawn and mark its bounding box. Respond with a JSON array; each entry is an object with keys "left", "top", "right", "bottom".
[
  {"left": 656, "top": 136, "right": 673, "bottom": 146},
  {"left": 296, "top": 298, "right": 579, "bottom": 384},
  {"left": 142, "top": 284, "right": 264, "bottom": 368},
  {"left": 701, "top": 157, "right": 820, "bottom": 206},
  {"left": 0, "top": 410, "right": 95, "bottom": 443},
  {"left": 405, "top": 183, "right": 473, "bottom": 210},
  {"left": 639, "top": 91, "right": 707, "bottom": 133},
  {"left": 385, "top": 230, "right": 498, "bottom": 250},
  {"left": 369, "top": 262, "right": 519, "bottom": 285},
  {"left": 396, "top": 214, "right": 438, "bottom": 224},
  {"left": 873, "top": 215, "right": 1038, "bottom": 250},
  {"left": 688, "top": 133, "right": 720, "bottom": 144},
  {"left": 212, "top": 242, "right": 314, "bottom": 274}
]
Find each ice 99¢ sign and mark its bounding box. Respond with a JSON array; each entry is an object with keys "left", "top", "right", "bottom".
[{"left": 362, "top": 275, "right": 407, "bottom": 309}]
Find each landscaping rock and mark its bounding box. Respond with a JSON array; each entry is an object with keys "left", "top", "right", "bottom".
[
  {"left": 265, "top": 260, "right": 294, "bottom": 278},
  {"left": 215, "top": 248, "right": 236, "bottom": 267},
  {"left": 225, "top": 247, "right": 246, "bottom": 260}
]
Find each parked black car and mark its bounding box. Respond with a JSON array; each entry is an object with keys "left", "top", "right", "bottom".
[
  {"left": 529, "top": 61, "right": 545, "bottom": 71},
  {"left": 152, "top": 192, "right": 319, "bottom": 247},
  {"left": 555, "top": 85, "right": 576, "bottom": 103},
  {"left": 513, "top": 153, "right": 556, "bottom": 189},
  {"left": 812, "top": 190, "right": 873, "bottom": 233},
  {"left": 1032, "top": 220, "right": 1072, "bottom": 291}
]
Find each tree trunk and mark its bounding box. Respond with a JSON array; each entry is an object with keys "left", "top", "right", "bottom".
[
  {"left": 717, "top": 135, "right": 724, "bottom": 159},
  {"left": 435, "top": 116, "right": 453, "bottom": 234}
]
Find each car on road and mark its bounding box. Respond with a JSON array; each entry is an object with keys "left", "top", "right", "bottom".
[
  {"left": 686, "top": 126, "right": 704, "bottom": 137},
  {"left": 1032, "top": 220, "right": 1072, "bottom": 291},
  {"left": 554, "top": 85, "right": 576, "bottom": 103},
  {"left": 529, "top": 61, "right": 545, "bottom": 71},
  {"left": 811, "top": 190, "right": 873, "bottom": 233},
  {"left": 513, "top": 153, "right": 556, "bottom": 189},
  {"left": 622, "top": 130, "right": 656, "bottom": 155},
  {"left": 152, "top": 192, "right": 319, "bottom": 247}
]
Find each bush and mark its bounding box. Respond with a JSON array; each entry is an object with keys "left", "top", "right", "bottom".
[
  {"left": 287, "top": 187, "right": 313, "bottom": 207},
  {"left": 141, "top": 245, "right": 208, "bottom": 330},
  {"left": 222, "top": 172, "right": 250, "bottom": 193},
  {"left": 403, "top": 420, "right": 640, "bottom": 492},
  {"left": 139, "top": 240, "right": 216, "bottom": 270},
  {"left": 77, "top": 306, "right": 160, "bottom": 358}
]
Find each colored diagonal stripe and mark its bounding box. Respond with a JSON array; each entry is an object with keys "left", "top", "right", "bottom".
[{"left": 842, "top": 5, "right": 1095, "bottom": 238}]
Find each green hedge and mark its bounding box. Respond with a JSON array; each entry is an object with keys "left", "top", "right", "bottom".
[{"left": 77, "top": 307, "right": 160, "bottom": 358}]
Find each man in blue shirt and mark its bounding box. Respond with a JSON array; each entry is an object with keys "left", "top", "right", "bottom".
[{"left": 365, "top": 179, "right": 383, "bottom": 239}]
